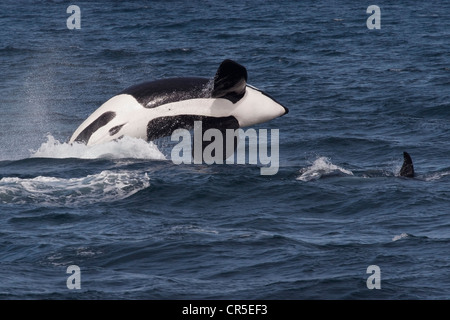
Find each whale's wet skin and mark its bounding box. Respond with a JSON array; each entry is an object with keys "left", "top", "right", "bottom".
[
  {"left": 1, "top": 0, "right": 450, "bottom": 300},
  {"left": 399, "top": 152, "right": 414, "bottom": 178},
  {"left": 69, "top": 60, "right": 288, "bottom": 150}
]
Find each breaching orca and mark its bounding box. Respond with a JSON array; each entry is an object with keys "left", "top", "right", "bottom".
[
  {"left": 399, "top": 152, "right": 414, "bottom": 178},
  {"left": 69, "top": 59, "right": 288, "bottom": 149}
]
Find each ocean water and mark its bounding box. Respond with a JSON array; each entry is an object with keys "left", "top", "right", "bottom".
[{"left": 0, "top": 0, "right": 449, "bottom": 300}]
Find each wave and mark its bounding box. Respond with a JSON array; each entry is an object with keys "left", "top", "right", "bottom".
[
  {"left": 296, "top": 157, "right": 353, "bottom": 182},
  {"left": 392, "top": 233, "right": 410, "bottom": 241},
  {"left": 0, "top": 170, "right": 150, "bottom": 206},
  {"left": 0, "top": 135, "right": 164, "bottom": 205},
  {"left": 422, "top": 171, "right": 450, "bottom": 182},
  {"left": 30, "top": 135, "right": 166, "bottom": 160},
  {"left": 0, "top": 45, "right": 36, "bottom": 54}
]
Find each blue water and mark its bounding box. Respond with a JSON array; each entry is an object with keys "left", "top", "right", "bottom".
[{"left": 1, "top": 1, "right": 449, "bottom": 299}]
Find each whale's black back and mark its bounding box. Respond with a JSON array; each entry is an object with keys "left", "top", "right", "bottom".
[{"left": 121, "top": 77, "right": 211, "bottom": 109}]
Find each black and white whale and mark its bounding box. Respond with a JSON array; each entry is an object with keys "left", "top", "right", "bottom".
[{"left": 69, "top": 59, "right": 288, "bottom": 149}]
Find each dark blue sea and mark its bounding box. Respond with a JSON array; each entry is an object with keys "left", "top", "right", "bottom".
[{"left": 0, "top": 0, "right": 449, "bottom": 300}]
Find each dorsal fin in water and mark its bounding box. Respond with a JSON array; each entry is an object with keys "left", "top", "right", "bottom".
[{"left": 399, "top": 152, "right": 414, "bottom": 178}]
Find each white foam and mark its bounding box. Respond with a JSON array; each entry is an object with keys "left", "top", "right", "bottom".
[
  {"left": 30, "top": 134, "right": 166, "bottom": 160},
  {"left": 0, "top": 170, "right": 150, "bottom": 205},
  {"left": 297, "top": 156, "right": 353, "bottom": 182},
  {"left": 423, "top": 171, "right": 450, "bottom": 182},
  {"left": 392, "top": 233, "right": 409, "bottom": 241}
]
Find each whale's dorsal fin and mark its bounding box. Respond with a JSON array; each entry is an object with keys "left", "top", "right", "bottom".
[
  {"left": 212, "top": 59, "right": 248, "bottom": 103},
  {"left": 400, "top": 152, "right": 414, "bottom": 178}
]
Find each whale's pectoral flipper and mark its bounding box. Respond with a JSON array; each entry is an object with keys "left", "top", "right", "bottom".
[
  {"left": 212, "top": 59, "right": 248, "bottom": 103},
  {"left": 400, "top": 152, "right": 414, "bottom": 178}
]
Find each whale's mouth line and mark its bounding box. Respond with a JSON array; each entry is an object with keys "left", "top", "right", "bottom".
[{"left": 247, "top": 85, "right": 289, "bottom": 115}]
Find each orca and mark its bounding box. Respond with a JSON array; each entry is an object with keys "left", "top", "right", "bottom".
[
  {"left": 69, "top": 59, "right": 288, "bottom": 149},
  {"left": 399, "top": 151, "right": 414, "bottom": 178}
]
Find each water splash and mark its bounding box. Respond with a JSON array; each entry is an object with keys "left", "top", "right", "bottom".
[
  {"left": 423, "top": 171, "right": 450, "bottom": 182},
  {"left": 30, "top": 134, "right": 166, "bottom": 160},
  {"left": 392, "top": 233, "right": 409, "bottom": 241},
  {"left": 297, "top": 157, "right": 353, "bottom": 182}
]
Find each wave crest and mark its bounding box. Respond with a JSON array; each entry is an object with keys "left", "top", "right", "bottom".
[{"left": 0, "top": 170, "right": 150, "bottom": 206}]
